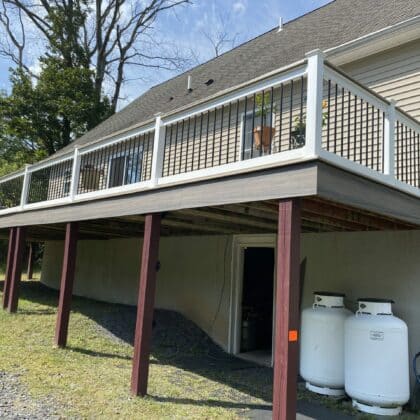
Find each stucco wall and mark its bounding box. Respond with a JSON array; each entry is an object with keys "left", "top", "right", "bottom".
[
  {"left": 42, "top": 230, "right": 420, "bottom": 383},
  {"left": 41, "top": 235, "right": 232, "bottom": 349}
]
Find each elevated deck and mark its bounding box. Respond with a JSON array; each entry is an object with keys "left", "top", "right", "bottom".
[{"left": 0, "top": 51, "right": 419, "bottom": 234}]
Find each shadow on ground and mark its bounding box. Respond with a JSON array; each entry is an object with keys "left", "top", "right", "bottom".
[
  {"left": 1, "top": 281, "right": 273, "bottom": 407},
  {"left": 1, "top": 280, "right": 358, "bottom": 419}
]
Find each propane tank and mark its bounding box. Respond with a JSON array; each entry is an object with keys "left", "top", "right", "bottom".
[
  {"left": 300, "top": 292, "right": 352, "bottom": 397},
  {"left": 345, "top": 298, "right": 410, "bottom": 416}
]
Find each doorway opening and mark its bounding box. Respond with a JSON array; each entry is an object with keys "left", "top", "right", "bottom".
[{"left": 239, "top": 247, "right": 275, "bottom": 366}]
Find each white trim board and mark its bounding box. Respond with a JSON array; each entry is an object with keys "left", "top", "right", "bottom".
[{"left": 228, "top": 234, "right": 276, "bottom": 361}]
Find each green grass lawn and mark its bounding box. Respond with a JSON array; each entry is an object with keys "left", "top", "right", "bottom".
[
  {"left": 0, "top": 279, "right": 271, "bottom": 419},
  {"left": 1, "top": 278, "right": 418, "bottom": 420}
]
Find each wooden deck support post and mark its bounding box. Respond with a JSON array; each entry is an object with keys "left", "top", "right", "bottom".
[
  {"left": 7, "top": 226, "right": 27, "bottom": 313},
  {"left": 131, "top": 213, "right": 161, "bottom": 396},
  {"left": 273, "top": 199, "right": 301, "bottom": 420},
  {"left": 54, "top": 222, "right": 79, "bottom": 348},
  {"left": 27, "top": 243, "right": 34, "bottom": 280},
  {"left": 2, "top": 227, "right": 16, "bottom": 310}
]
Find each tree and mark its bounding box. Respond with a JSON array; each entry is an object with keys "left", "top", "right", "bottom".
[
  {"left": 0, "top": 57, "right": 112, "bottom": 159},
  {"left": 0, "top": 0, "right": 191, "bottom": 113},
  {"left": 201, "top": 11, "right": 239, "bottom": 58}
]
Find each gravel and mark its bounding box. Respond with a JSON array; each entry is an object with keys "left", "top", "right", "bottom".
[{"left": 0, "top": 371, "right": 63, "bottom": 420}]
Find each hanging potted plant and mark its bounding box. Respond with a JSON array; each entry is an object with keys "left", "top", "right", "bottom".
[
  {"left": 253, "top": 92, "right": 276, "bottom": 153},
  {"left": 291, "top": 100, "right": 328, "bottom": 149}
]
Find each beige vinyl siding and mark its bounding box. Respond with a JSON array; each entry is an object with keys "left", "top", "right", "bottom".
[
  {"left": 342, "top": 39, "right": 420, "bottom": 120},
  {"left": 162, "top": 76, "right": 308, "bottom": 177}
]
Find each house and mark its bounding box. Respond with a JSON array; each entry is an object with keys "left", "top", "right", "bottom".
[{"left": 1, "top": 0, "right": 420, "bottom": 418}]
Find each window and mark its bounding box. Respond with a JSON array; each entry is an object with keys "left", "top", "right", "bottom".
[
  {"left": 107, "top": 147, "right": 144, "bottom": 188},
  {"left": 63, "top": 170, "right": 72, "bottom": 195},
  {"left": 241, "top": 112, "right": 275, "bottom": 160}
]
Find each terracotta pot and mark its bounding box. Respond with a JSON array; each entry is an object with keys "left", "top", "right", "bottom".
[{"left": 253, "top": 126, "right": 275, "bottom": 152}]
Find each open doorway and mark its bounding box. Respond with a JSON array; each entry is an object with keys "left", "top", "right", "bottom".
[{"left": 239, "top": 247, "right": 275, "bottom": 366}]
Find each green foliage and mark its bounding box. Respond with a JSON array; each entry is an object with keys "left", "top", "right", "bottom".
[
  {"left": 0, "top": 0, "right": 112, "bottom": 174},
  {"left": 255, "top": 92, "right": 277, "bottom": 119},
  {"left": 0, "top": 61, "right": 111, "bottom": 161}
]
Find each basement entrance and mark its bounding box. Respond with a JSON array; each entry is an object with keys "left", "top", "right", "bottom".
[{"left": 239, "top": 247, "right": 275, "bottom": 367}]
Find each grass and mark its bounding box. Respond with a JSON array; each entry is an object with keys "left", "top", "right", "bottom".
[
  {"left": 1, "top": 277, "right": 418, "bottom": 419},
  {"left": 0, "top": 279, "right": 271, "bottom": 419}
]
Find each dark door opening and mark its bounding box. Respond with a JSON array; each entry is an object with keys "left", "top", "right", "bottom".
[{"left": 240, "top": 247, "right": 275, "bottom": 354}]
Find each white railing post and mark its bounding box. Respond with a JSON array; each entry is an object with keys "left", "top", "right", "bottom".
[
  {"left": 20, "top": 164, "right": 31, "bottom": 208},
  {"left": 69, "top": 147, "right": 81, "bottom": 200},
  {"left": 305, "top": 49, "right": 325, "bottom": 157},
  {"left": 384, "top": 99, "right": 396, "bottom": 178},
  {"left": 150, "top": 113, "right": 166, "bottom": 186}
]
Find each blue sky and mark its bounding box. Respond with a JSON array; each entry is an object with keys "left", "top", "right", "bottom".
[{"left": 0, "top": 0, "right": 332, "bottom": 107}]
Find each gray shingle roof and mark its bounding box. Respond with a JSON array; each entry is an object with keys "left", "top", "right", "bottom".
[{"left": 58, "top": 0, "right": 420, "bottom": 156}]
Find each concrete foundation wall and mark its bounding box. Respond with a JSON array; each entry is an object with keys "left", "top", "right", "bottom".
[
  {"left": 41, "top": 235, "right": 232, "bottom": 349},
  {"left": 41, "top": 230, "right": 420, "bottom": 383}
]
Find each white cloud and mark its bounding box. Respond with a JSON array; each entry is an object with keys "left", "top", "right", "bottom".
[{"left": 232, "top": 1, "right": 246, "bottom": 15}]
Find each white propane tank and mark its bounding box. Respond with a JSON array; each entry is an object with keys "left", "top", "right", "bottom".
[
  {"left": 345, "top": 299, "right": 410, "bottom": 416},
  {"left": 300, "top": 292, "right": 352, "bottom": 397}
]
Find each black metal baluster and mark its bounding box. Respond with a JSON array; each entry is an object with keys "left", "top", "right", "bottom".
[
  {"left": 184, "top": 117, "right": 191, "bottom": 173},
  {"left": 251, "top": 93, "right": 256, "bottom": 159},
  {"left": 204, "top": 111, "right": 210, "bottom": 168},
  {"left": 219, "top": 105, "right": 224, "bottom": 165},
  {"left": 211, "top": 108, "right": 217, "bottom": 167},
  {"left": 226, "top": 103, "right": 232, "bottom": 163},
  {"left": 191, "top": 114, "right": 197, "bottom": 171},
  {"left": 353, "top": 95, "right": 357, "bottom": 162},
  {"left": 300, "top": 78, "right": 304, "bottom": 149},
  {"left": 341, "top": 87, "right": 345, "bottom": 156},
  {"left": 166, "top": 126, "right": 173, "bottom": 176},
  {"left": 173, "top": 122, "right": 180, "bottom": 175},
  {"left": 279, "top": 84, "right": 284, "bottom": 153},
  {"left": 359, "top": 98, "right": 363, "bottom": 164},
  {"left": 259, "top": 90, "right": 265, "bottom": 157},
  {"left": 327, "top": 80, "right": 331, "bottom": 150},
  {"left": 179, "top": 119, "right": 185, "bottom": 174},
  {"left": 198, "top": 113, "right": 204, "bottom": 170},
  {"left": 334, "top": 84, "right": 338, "bottom": 153},
  {"left": 234, "top": 100, "right": 240, "bottom": 162},
  {"left": 288, "top": 80, "right": 294, "bottom": 149},
  {"left": 242, "top": 96, "right": 248, "bottom": 161},
  {"left": 347, "top": 91, "right": 351, "bottom": 159},
  {"left": 269, "top": 86, "right": 274, "bottom": 155},
  {"left": 365, "top": 102, "right": 369, "bottom": 167}
]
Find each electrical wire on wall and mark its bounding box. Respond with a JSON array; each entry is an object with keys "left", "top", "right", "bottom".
[{"left": 208, "top": 236, "right": 230, "bottom": 343}]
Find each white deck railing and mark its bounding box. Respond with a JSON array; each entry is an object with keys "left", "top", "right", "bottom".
[{"left": 0, "top": 50, "right": 419, "bottom": 215}]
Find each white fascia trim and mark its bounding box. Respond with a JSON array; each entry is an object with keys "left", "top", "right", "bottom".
[
  {"left": 318, "top": 149, "right": 420, "bottom": 198},
  {"left": 325, "top": 15, "right": 420, "bottom": 65}
]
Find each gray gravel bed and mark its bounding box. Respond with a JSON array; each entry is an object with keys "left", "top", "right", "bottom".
[{"left": 0, "top": 371, "right": 62, "bottom": 419}]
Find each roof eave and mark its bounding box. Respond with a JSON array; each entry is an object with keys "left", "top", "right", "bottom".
[{"left": 326, "top": 14, "right": 420, "bottom": 65}]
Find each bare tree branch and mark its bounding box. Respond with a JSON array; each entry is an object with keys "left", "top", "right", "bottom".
[{"left": 1, "top": 0, "right": 192, "bottom": 112}]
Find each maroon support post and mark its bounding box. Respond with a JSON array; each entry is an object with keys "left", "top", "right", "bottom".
[
  {"left": 131, "top": 213, "right": 161, "bottom": 396},
  {"left": 27, "top": 243, "right": 34, "bottom": 280},
  {"left": 273, "top": 199, "right": 301, "bottom": 420},
  {"left": 2, "top": 227, "right": 16, "bottom": 310},
  {"left": 54, "top": 222, "right": 79, "bottom": 348},
  {"left": 7, "top": 226, "right": 27, "bottom": 313}
]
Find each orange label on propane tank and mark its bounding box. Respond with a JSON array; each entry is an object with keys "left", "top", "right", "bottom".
[{"left": 288, "top": 330, "right": 298, "bottom": 342}]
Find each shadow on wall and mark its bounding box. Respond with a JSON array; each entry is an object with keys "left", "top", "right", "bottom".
[{"left": 0, "top": 280, "right": 273, "bottom": 407}]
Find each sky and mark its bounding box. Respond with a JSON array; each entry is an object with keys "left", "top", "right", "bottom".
[{"left": 0, "top": 0, "right": 333, "bottom": 108}]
